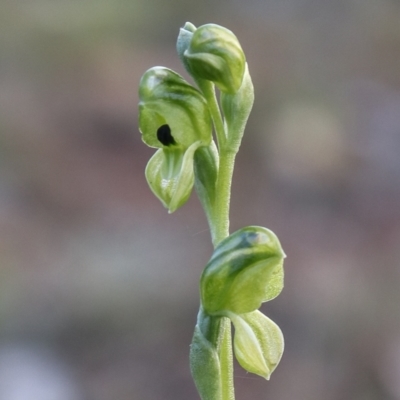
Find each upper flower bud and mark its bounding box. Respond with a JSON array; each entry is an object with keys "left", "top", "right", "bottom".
[
  {"left": 200, "top": 226, "right": 285, "bottom": 315},
  {"left": 182, "top": 23, "right": 246, "bottom": 94}
]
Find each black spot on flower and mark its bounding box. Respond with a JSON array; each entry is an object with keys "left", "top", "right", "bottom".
[{"left": 157, "top": 124, "right": 176, "bottom": 146}]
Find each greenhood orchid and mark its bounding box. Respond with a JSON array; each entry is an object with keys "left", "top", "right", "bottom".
[
  {"left": 193, "top": 226, "right": 285, "bottom": 381},
  {"left": 138, "top": 22, "right": 286, "bottom": 400}
]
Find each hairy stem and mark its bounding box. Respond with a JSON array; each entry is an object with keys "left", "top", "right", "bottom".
[
  {"left": 213, "top": 149, "right": 236, "bottom": 246},
  {"left": 197, "top": 80, "right": 226, "bottom": 150},
  {"left": 195, "top": 78, "right": 240, "bottom": 400},
  {"left": 219, "top": 318, "right": 235, "bottom": 400}
]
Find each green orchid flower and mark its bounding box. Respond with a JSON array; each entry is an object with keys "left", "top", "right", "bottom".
[
  {"left": 138, "top": 66, "right": 212, "bottom": 212},
  {"left": 195, "top": 226, "right": 285, "bottom": 381}
]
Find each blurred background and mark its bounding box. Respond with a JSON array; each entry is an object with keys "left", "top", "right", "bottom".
[{"left": 1, "top": 1, "right": 400, "bottom": 399}]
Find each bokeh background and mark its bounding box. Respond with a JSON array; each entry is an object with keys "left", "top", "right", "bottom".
[{"left": 1, "top": 1, "right": 400, "bottom": 399}]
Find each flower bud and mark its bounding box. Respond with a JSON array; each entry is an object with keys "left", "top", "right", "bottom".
[
  {"left": 200, "top": 226, "right": 285, "bottom": 315},
  {"left": 183, "top": 24, "right": 246, "bottom": 94}
]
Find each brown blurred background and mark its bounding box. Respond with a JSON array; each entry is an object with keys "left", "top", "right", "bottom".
[{"left": 1, "top": 1, "right": 400, "bottom": 399}]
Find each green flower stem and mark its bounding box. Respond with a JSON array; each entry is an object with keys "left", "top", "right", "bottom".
[
  {"left": 197, "top": 77, "right": 240, "bottom": 400},
  {"left": 218, "top": 318, "right": 235, "bottom": 400},
  {"left": 196, "top": 80, "right": 238, "bottom": 247},
  {"left": 213, "top": 148, "right": 236, "bottom": 245},
  {"left": 196, "top": 162, "right": 235, "bottom": 399},
  {"left": 203, "top": 148, "right": 237, "bottom": 400},
  {"left": 193, "top": 52, "right": 242, "bottom": 400},
  {"left": 197, "top": 80, "right": 226, "bottom": 149}
]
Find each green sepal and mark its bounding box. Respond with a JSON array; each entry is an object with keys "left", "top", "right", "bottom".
[
  {"left": 229, "top": 310, "right": 284, "bottom": 380},
  {"left": 200, "top": 226, "right": 285, "bottom": 315},
  {"left": 145, "top": 141, "right": 203, "bottom": 213},
  {"left": 221, "top": 63, "right": 254, "bottom": 152},
  {"left": 183, "top": 24, "right": 246, "bottom": 94},
  {"left": 138, "top": 66, "right": 212, "bottom": 148}
]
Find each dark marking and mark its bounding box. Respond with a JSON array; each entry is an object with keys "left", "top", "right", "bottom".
[{"left": 157, "top": 124, "right": 176, "bottom": 146}]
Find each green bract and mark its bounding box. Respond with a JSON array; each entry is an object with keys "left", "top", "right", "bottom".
[
  {"left": 182, "top": 23, "right": 246, "bottom": 94},
  {"left": 138, "top": 67, "right": 212, "bottom": 212},
  {"left": 200, "top": 226, "right": 285, "bottom": 315}
]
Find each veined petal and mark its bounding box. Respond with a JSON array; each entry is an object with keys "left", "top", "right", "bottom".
[
  {"left": 230, "top": 310, "right": 284, "bottom": 380},
  {"left": 145, "top": 141, "right": 203, "bottom": 213}
]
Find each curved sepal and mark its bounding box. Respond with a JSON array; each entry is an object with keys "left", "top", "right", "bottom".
[
  {"left": 183, "top": 24, "right": 246, "bottom": 94},
  {"left": 200, "top": 226, "right": 285, "bottom": 315},
  {"left": 230, "top": 310, "right": 284, "bottom": 380}
]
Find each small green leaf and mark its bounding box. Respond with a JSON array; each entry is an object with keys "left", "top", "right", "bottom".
[
  {"left": 183, "top": 24, "right": 246, "bottom": 94},
  {"left": 230, "top": 310, "right": 284, "bottom": 380},
  {"left": 201, "top": 226, "right": 285, "bottom": 315}
]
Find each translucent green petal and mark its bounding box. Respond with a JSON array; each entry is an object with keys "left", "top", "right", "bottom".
[
  {"left": 145, "top": 141, "right": 203, "bottom": 213},
  {"left": 230, "top": 310, "right": 284, "bottom": 380}
]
